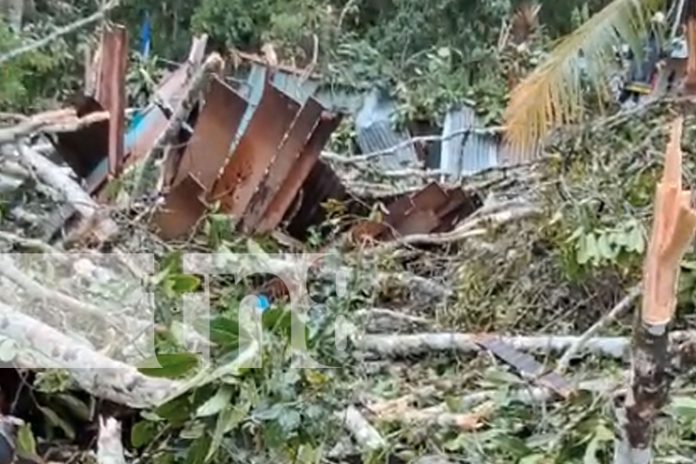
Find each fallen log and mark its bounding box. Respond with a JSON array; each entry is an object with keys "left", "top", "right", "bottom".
[
  {"left": 355, "top": 331, "right": 696, "bottom": 360},
  {"left": 0, "top": 301, "right": 180, "bottom": 409}
]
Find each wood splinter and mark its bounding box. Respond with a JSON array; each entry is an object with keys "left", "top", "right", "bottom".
[{"left": 614, "top": 117, "right": 696, "bottom": 464}]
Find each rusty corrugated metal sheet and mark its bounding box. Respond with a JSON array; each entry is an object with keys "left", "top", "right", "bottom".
[
  {"left": 382, "top": 182, "right": 481, "bottom": 239},
  {"left": 95, "top": 25, "right": 127, "bottom": 177},
  {"left": 256, "top": 109, "right": 345, "bottom": 232},
  {"left": 241, "top": 97, "right": 324, "bottom": 234},
  {"left": 210, "top": 81, "right": 300, "bottom": 218},
  {"left": 343, "top": 182, "right": 482, "bottom": 243},
  {"left": 173, "top": 78, "right": 248, "bottom": 190},
  {"left": 153, "top": 174, "right": 208, "bottom": 240},
  {"left": 475, "top": 335, "right": 574, "bottom": 398}
]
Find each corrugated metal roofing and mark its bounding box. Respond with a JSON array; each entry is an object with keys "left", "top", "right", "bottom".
[
  {"left": 439, "top": 105, "right": 500, "bottom": 179},
  {"left": 355, "top": 89, "right": 419, "bottom": 170}
]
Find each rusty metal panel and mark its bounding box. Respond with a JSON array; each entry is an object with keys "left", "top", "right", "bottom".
[
  {"left": 475, "top": 335, "right": 574, "bottom": 398},
  {"left": 173, "top": 78, "right": 248, "bottom": 190},
  {"left": 241, "top": 98, "right": 324, "bottom": 234},
  {"left": 410, "top": 183, "right": 449, "bottom": 211},
  {"left": 382, "top": 183, "right": 448, "bottom": 235},
  {"left": 153, "top": 175, "right": 208, "bottom": 240},
  {"left": 259, "top": 114, "right": 343, "bottom": 235},
  {"left": 210, "top": 82, "right": 300, "bottom": 218},
  {"left": 391, "top": 210, "right": 441, "bottom": 236},
  {"left": 434, "top": 188, "right": 482, "bottom": 233},
  {"left": 95, "top": 25, "right": 127, "bottom": 177}
]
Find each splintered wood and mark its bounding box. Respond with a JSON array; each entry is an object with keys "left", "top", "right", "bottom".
[
  {"left": 615, "top": 117, "right": 696, "bottom": 464},
  {"left": 641, "top": 117, "right": 696, "bottom": 326}
]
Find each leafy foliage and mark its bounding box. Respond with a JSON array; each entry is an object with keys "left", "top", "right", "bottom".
[{"left": 504, "top": 0, "right": 664, "bottom": 153}]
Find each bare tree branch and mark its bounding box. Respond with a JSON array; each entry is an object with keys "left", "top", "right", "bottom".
[{"left": 0, "top": 0, "right": 120, "bottom": 66}]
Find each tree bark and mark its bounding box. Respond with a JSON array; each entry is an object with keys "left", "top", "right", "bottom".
[{"left": 684, "top": 0, "right": 696, "bottom": 94}]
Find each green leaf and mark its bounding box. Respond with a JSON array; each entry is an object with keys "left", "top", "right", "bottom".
[
  {"left": 131, "top": 421, "right": 157, "bottom": 449},
  {"left": 15, "top": 424, "right": 36, "bottom": 457},
  {"left": 205, "top": 404, "right": 249, "bottom": 462},
  {"left": 155, "top": 395, "right": 194, "bottom": 426},
  {"left": 631, "top": 227, "right": 645, "bottom": 254},
  {"left": 38, "top": 405, "right": 75, "bottom": 440},
  {"left": 583, "top": 423, "right": 613, "bottom": 464},
  {"left": 186, "top": 434, "right": 212, "bottom": 464},
  {"left": 670, "top": 396, "right": 696, "bottom": 419},
  {"left": 169, "top": 274, "right": 201, "bottom": 294},
  {"left": 262, "top": 307, "right": 292, "bottom": 334},
  {"left": 138, "top": 353, "right": 199, "bottom": 378},
  {"left": 576, "top": 235, "right": 589, "bottom": 264},
  {"left": 597, "top": 233, "right": 613, "bottom": 260},
  {"left": 180, "top": 421, "right": 206, "bottom": 440},
  {"left": 54, "top": 394, "right": 92, "bottom": 422},
  {"left": 296, "top": 444, "right": 322, "bottom": 464},
  {"left": 519, "top": 454, "right": 547, "bottom": 464},
  {"left": 585, "top": 233, "right": 599, "bottom": 264},
  {"left": 210, "top": 316, "right": 240, "bottom": 349},
  {"left": 196, "top": 386, "right": 233, "bottom": 417}
]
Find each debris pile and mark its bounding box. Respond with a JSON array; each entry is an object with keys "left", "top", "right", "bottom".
[{"left": 1, "top": 29, "right": 486, "bottom": 248}]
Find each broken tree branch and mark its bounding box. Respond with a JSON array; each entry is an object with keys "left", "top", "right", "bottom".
[
  {"left": 0, "top": 230, "right": 66, "bottom": 257},
  {"left": 337, "top": 406, "right": 386, "bottom": 451},
  {"left": 557, "top": 286, "right": 641, "bottom": 372},
  {"left": 11, "top": 144, "right": 118, "bottom": 243},
  {"left": 0, "top": 110, "right": 109, "bottom": 145},
  {"left": 614, "top": 118, "right": 696, "bottom": 464},
  {"left": 0, "top": 0, "right": 121, "bottom": 66},
  {"left": 97, "top": 417, "right": 126, "bottom": 464},
  {"left": 0, "top": 301, "right": 180, "bottom": 408}
]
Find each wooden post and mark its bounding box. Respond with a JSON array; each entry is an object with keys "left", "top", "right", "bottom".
[{"left": 614, "top": 118, "right": 696, "bottom": 463}]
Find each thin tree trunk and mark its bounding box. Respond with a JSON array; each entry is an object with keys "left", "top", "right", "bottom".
[
  {"left": 684, "top": 0, "right": 696, "bottom": 93},
  {"left": 613, "top": 118, "right": 696, "bottom": 463}
]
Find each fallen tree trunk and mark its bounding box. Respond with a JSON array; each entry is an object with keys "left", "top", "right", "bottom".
[
  {"left": 0, "top": 301, "right": 180, "bottom": 408},
  {"left": 8, "top": 144, "right": 118, "bottom": 243},
  {"left": 355, "top": 331, "right": 696, "bottom": 359}
]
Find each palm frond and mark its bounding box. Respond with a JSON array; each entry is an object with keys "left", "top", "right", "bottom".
[{"left": 503, "top": 0, "right": 664, "bottom": 160}]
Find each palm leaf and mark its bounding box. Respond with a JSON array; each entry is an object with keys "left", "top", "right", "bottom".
[{"left": 503, "top": 0, "right": 664, "bottom": 159}]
